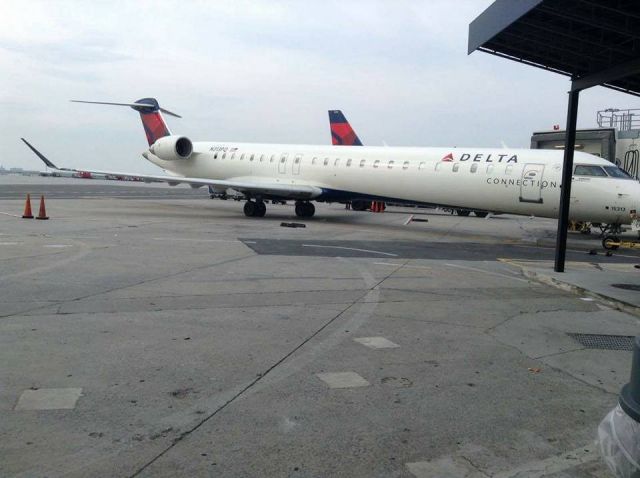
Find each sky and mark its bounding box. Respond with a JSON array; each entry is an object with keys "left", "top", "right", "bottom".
[{"left": 1, "top": 0, "right": 639, "bottom": 173}]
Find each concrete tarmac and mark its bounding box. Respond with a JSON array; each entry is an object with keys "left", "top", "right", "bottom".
[{"left": 1, "top": 180, "right": 639, "bottom": 477}]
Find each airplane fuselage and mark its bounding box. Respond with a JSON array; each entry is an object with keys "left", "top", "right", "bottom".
[{"left": 145, "top": 143, "right": 640, "bottom": 225}]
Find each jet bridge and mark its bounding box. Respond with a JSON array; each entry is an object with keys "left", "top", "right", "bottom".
[{"left": 531, "top": 109, "right": 640, "bottom": 180}]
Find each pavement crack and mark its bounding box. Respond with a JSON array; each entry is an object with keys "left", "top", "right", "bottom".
[
  {"left": 127, "top": 258, "right": 406, "bottom": 478},
  {"left": 459, "top": 455, "right": 491, "bottom": 477},
  {"left": 533, "top": 347, "right": 586, "bottom": 360},
  {"left": 484, "top": 307, "right": 572, "bottom": 334},
  {"left": 487, "top": 331, "right": 618, "bottom": 397}
]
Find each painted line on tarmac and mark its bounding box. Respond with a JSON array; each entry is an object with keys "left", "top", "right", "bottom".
[
  {"left": 0, "top": 212, "right": 22, "bottom": 218},
  {"left": 302, "top": 244, "right": 398, "bottom": 257},
  {"left": 511, "top": 242, "right": 640, "bottom": 259},
  {"left": 373, "top": 262, "right": 431, "bottom": 270},
  {"left": 153, "top": 237, "right": 249, "bottom": 244},
  {"left": 444, "top": 262, "right": 529, "bottom": 283}
]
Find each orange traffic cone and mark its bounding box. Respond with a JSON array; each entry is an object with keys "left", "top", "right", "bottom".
[
  {"left": 36, "top": 195, "right": 49, "bottom": 220},
  {"left": 22, "top": 194, "right": 34, "bottom": 219}
]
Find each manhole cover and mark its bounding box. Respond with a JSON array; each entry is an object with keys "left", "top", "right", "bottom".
[
  {"left": 611, "top": 284, "right": 640, "bottom": 291},
  {"left": 567, "top": 333, "right": 635, "bottom": 351}
]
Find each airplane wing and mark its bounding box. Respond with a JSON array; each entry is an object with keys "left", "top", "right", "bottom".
[{"left": 21, "top": 138, "right": 322, "bottom": 200}]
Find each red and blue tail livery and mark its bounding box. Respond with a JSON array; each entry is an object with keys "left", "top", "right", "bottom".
[
  {"left": 131, "top": 98, "right": 171, "bottom": 146},
  {"left": 329, "top": 110, "right": 363, "bottom": 146}
]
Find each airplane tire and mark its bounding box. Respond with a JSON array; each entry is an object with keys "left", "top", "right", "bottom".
[
  {"left": 305, "top": 202, "right": 315, "bottom": 217},
  {"left": 602, "top": 236, "right": 620, "bottom": 250},
  {"left": 244, "top": 201, "right": 257, "bottom": 217},
  {"left": 456, "top": 209, "right": 470, "bottom": 216},
  {"left": 351, "top": 200, "right": 368, "bottom": 211},
  {"left": 295, "top": 202, "right": 315, "bottom": 218},
  {"left": 474, "top": 211, "right": 488, "bottom": 218},
  {"left": 255, "top": 201, "right": 267, "bottom": 217}
]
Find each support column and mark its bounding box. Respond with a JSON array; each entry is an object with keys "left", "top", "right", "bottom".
[{"left": 554, "top": 86, "right": 580, "bottom": 272}]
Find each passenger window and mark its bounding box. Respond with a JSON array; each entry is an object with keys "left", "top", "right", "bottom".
[
  {"left": 452, "top": 164, "right": 460, "bottom": 172},
  {"left": 214, "top": 153, "right": 218, "bottom": 160},
  {"left": 360, "top": 159, "right": 366, "bottom": 167},
  {"left": 334, "top": 158, "right": 340, "bottom": 166},
  {"left": 505, "top": 165, "right": 513, "bottom": 175},
  {"left": 346, "top": 159, "right": 352, "bottom": 167},
  {"left": 419, "top": 162, "right": 425, "bottom": 170},
  {"left": 388, "top": 160, "right": 394, "bottom": 169},
  {"left": 487, "top": 164, "right": 494, "bottom": 174},
  {"left": 240, "top": 154, "right": 245, "bottom": 161},
  {"left": 250, "top": 154, "right": 254, "bottom": 162},
  {"left": 231, "top": 153, "right": 236, "bottom": 160},
  {"left": 373, "top": 160, "right": 380, "bottom": 168},
  {"left": 280, "top": 156, "right": 286, "bottom": 163},
  {"left": 259, "top": 154, "right": 264, "bottom": 162},
  {"left": 435, "top": 162, "right": 442, "bottom": 171},
  {"left": 270, "top": 155, "right": 275, "bottom": 163},
  {"left": 470, "top": 164, "right": 478, "bottom": 173},
  {"left": 402, "top": 161, "right": 409, "bottom": 170},
  {"left": 222, "top": 152, "right": 226, "bottom": 160},
  {"left": 294, "top": 157, "right": 300, "bottom": 164},
  {"left": 312, "top": 157, "right": 317, "bottom": 165},
  {"left": 574, "top": 165, "right": 607, "bottom": 177},
  {"left": 324, "top": 158, "right": 329, "bottom": 166}
]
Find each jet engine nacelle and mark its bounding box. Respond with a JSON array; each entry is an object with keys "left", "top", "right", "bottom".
[{"left": 149, "top": 135, "right": 193, "bottom": 161}]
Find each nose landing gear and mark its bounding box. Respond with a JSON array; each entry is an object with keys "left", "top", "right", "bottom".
[
  {"left": 243, "top": 200, "right": 266, "bottom": 217},
  {"left": 295, "top": 201, "right": 315, "bottom": 218}
]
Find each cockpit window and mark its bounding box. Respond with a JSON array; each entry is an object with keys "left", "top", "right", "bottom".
[
  {"left": 604, "top": 166, "right": 633, "bottom": 179},
  {"left": 574, "top": 165, "right": 607, "bottom": 177}
]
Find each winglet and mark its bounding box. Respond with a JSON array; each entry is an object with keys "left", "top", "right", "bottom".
[{"left": 21, "top": 138, "right": 59, "bottom": 169}]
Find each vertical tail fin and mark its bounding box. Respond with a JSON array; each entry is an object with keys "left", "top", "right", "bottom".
[
  {"left": 329, "top": 110, "right": 363, "bottom": 146},
  {"left": 70, "top": 98, "right": 181, "bottom": 146},
  {"left": 132, "top": 98, "right": 171, "bottom": 146}
]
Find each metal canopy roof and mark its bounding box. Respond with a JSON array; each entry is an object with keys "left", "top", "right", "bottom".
[{"left": 468, "top": 0, "right": 640, "bottom": 96}]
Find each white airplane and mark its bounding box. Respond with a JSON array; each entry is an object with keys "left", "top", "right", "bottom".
[{"left": 24, "top": 98, "right": 639, "bottom": 227}]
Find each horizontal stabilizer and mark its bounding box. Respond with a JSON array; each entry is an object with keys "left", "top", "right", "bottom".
[{"left": 70, "top": 99, "right": 182, "bottom": 118}]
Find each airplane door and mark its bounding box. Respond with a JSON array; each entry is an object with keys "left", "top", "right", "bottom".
[
  {"left": 519, "top": 163, "right": 545, "bottom": 203},
  {"left": 278, "top": 154, "right": 288, "bottom": 174},
  {"left": 292, "top": 154, "right": 302, "bottom": 175}
]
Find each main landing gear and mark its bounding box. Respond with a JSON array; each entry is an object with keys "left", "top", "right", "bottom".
[
  {"left": 295, "top": 201, "right": 315, "bottom": 218},
  {"left": 243, "top": 199, "right": 315, "bottom": 218},
  {"left": 243, "top": 200, "right": 266, "bottom": 217}
]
